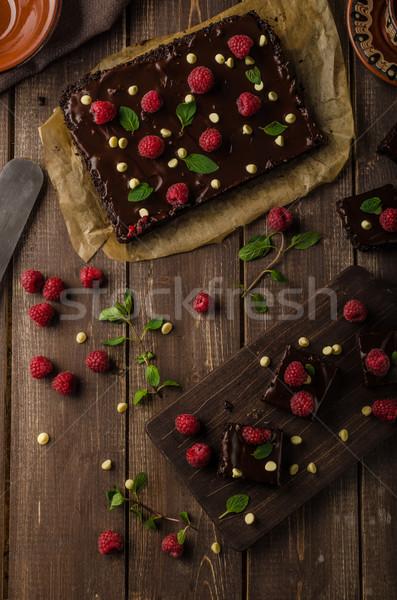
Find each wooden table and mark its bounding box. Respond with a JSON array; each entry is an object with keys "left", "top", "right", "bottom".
[{"left": 0, "top": 1, "right": 395, "bottom": 598}]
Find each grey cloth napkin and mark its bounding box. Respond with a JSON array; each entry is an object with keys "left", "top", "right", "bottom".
[{"left": 0, "top": 0, "right": 131, "bottom": 94}]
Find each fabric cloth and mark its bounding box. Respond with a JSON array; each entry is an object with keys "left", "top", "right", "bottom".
[{"left": 0, "top": 0, "right": 131, "bottom": 94}]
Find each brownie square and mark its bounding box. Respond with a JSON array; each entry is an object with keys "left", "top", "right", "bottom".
[
  {"left": 357, "top": 329, "right": 397, "bottom": 387},
  {"left": 336, "top": 184, "right": 397, "bottom": 251},
  {"left": 263, "top": 345, "right": 338, "bottom": 417},
  {"left": 218, "top": 423, "right": 283, "bottom": 486},
  {"left": 378, "top": 123, "right": 397, "bottom": 164}
]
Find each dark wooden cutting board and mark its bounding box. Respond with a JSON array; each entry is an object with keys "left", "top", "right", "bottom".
[{"left": 146, "top": 267, "right": 397, "bottom": 551}]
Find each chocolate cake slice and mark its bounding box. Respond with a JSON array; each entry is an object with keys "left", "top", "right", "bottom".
[
  {"left": 60, "top": 11, "right": 324, "bottom": 242},
  {"left": 357, "top": 329, "right": 397, "bottom": 387},
  {"left": 378, "top": 123, "right": 397, "bottom": 164}
]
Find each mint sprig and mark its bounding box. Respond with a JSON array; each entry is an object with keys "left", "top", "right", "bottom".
[
  {"left": 128, "top": 183, "right": 153, "bottom": 203},
  {"left": 260, "top": 121, "right": 288, "bottom": 136},
  {"left": 391, "top": 350, "right": 397, "bottom": 366},
  {"left": 181, "top": 153, "right": 219, "bottom": 174},
  {"left": 245, "top": 66, "right": 261, "bottom": 85},
  {"left": 252, "top": 443, "right": 273, "bottom": 460},
  {"left": 305, "top": 364, "right": 315, "bottom": 377},
  {"left": 251, "top": 293, "right": 267, "bottom": 313},
  {"left": 238, "top": 235, "right": 272, "bottom": 262},
  {"left": 288, "top": 231, "right": 321, "bottom": 250},
  {"left": 176, "top": 100, "right": 197, "bottom": 131},
  {"left": 360, "top": 196, "right": 382, "bottom": 214},
  {"left": 119, "top": 106, "right": 140, "bottom": 133},
  {"left": 219, "top": 494, "right": 249, "bottom": 519}
]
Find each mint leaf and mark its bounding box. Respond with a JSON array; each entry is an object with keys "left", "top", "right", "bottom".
[
  {"left": 144, "top": 318, "right": 163, "bottom": 333},
  {"left": 219, "top": 494, "right": 249, "bottom": 519},
  {"left": 230, "top": 280, "right": 245, "bottom": 290},
  {"left": 360, "top": 196, "right": 382, "bottom": 214},
  {"left": 238, "top": 236, "right": 271, "bottom": 262},
  {"left": 119, "top": 106, "right": 140, "bottom": 132},
  {"left": 99, "top": 307, "right": 125, "bottom": 322},
  {"left": 131, "top": 507, "right": 143, "bottom": 522},
  {"left": 102, "top": 336, "right": 126, "bottom": 346},
  {"left": 132, "top": 472, "right": 147, "bottom": 494},
  {"left": 290, "top": 231, "right": 320, "bottom": 250},
  {"left": 144, "top": 516, "right": 158, "bottom": 531},
  {"left": 391, "top": 350, "right": 397, "bottom": 366},
  {"left": 110, "top": 492, "right": 127, "bottom": 510},
  {"left": 260, "top": 121, "right": 288, "bottom": 136},
  {"left": 252, "top": 443, "right": 273, "bottom": 460},
  {"left": 176, "top": 100, "right": 196, "bottom": 131},
  {"left": 161, "top": 380, "right": 180, "bottom": 387},
  {"left": 179, "top": 511, "right": 190, "bottom": 524},
  {"left": 116, "top": 302, "right": 127, "bottom": 315},
  {"left": 182, "top": 153, "right": 219, "bottom": 174},
  {"left": 128, "top": 182, "right": 153, "bottom": 203},
  {"left": 134, "top": 389, "right": 148, "bottom": 404},
  {"left": 245, "top": 66, "right": 261, "bottom": 85},
  {"left": 270, "top": 269, "right": 289, "bottom": 283},
  {"left": 106, "top": 486, "right": 118, "bottom": 503},
  {"left": 305, "top": 364, "right": 315, "bottom": 377},
  {"left": 124, "top": 289, "right": 133, "bottom": 313},
  {"left": 177, "top": 529, "right": 187, "bottom": 545},
  {"left": 251, "top": 293, "right": 267, "bottom": 313},
  {"left": 146, "top": 365, "right": 160, "bottom": 387},
  {"left": 136, "top": 351, "right": 155, "bottom": 364}
]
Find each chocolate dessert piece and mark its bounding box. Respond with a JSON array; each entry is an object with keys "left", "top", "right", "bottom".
[
  {"left": 263, "top": 345, "right": 338, "bottom": 416},
  {"left": 218, "top": 423, "right": 283, "bottom": 486},
  {"left": 336, "top": 184, "right": 397, "bottom": 251},
  {"left": 60, "top": 11, "right": 324, "bottom": 242},
  {"left": 378, "top": 123, "right": 397, "bottom": 164},
  {"left": 358, "top": 329, "right": 397, "bottom": 387}
]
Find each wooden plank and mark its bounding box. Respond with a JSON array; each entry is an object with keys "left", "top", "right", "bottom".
[
  {"left": 126, "top": 1, "right": 243, "bottom": 598},
  {"left": 147, "top": 267, "right": 396, "bottom": 552},
  {"left": 7, "top": 20, "right": 128, "bottom": 600}
]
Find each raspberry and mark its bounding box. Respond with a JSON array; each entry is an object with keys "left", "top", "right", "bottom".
[
  {"left": 379, "top": 207, "right": 397, "bottom": 232},
  {"left": 28, "top": 302, "right": 54, "bottom": 327},
  {"left": 161, "top": 533, "right": 184, "bottom": 558},
  {"left": 193, "top": 292, "right": 213, "bottom": 313},
  {"left": 43, "top": 277, "right": 66, "bottom": 301},
  {"left": 91, "top": 101, "right": 117, "bottom": 124},
  {"left": 343, "top": 299, "right": 367, "bottom": 323},
  {"left": 30, "top": 356, "right": 53, "bottom": 379},
  {"left": 135, "top": 216, "right": 152, "bottom": 235},
  {"left": 365, "top": 348, "right": 390, "bottom": 376},
  {"left": 166, "top": 183, "right": 189, "bottom": 206},
  {"left": 186, "top": 442, "right": 211, "bottom": 468},
  {"left": 138, "top": 135, "right": 164, "bottom": 159},
  {"left": 290, "top": 391, "right": 314, "bottom": 417},
  {"left": 141, "top": 90, "right": 163, "bottom": 113},
  {"left": 228, "top": 34, "right": 253, "bottom": 59},
  {"left": 199, "top": 128, "right": 222, "bottom": 152},
  {"left": 187, "top": 66, "right": 214, "bottom": 94},
  {"left": 284, "top": 361, "right": 308, "bottom": 386},
  {"left": 372, "top": 398, "right": 397, "bottom": 423},
  {"left": 80, "top": 266, "right": 104, "bottom": 289},
  {"left": 21, "top": 269, "right": 44, "bottom": 293},
  {"left": 175, "top": 414, "right": 200, "bottom": 435},
  {"left": 267, "top": 206, "right": 293, "bottom": 232},
  {"left": 242, "top": 426, "right": 271, "bottom": 444},
  {"left": 52, "top": 372, "right": 76, "bottom": 396},
  {"left": 236, "top": 92, "right": 261, "bottom": 117},
  {"left": 98, "top": 530, "right": 124, "bottom": 555},
  {"left": 85, "top": 350, "right": 109, "bottom": 373}
]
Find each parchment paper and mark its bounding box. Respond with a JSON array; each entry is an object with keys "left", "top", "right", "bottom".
[{"left": 39, "top": 0, "right": 354, "bottom": 263}]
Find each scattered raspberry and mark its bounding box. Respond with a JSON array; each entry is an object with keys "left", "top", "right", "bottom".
[
  {"left": 80, "top": 266, "right": 104, "bottom": 289},
  {"left": 161, "top": 533, "right": 184, "bottom": 558},
  {"left": 30, "top": 356, "right": 53, "bottom": 379},
  {"left": 290, "top": 391, "right": 314, "bottom": 417},
  {"left": 228, "top": 34, "right": 253, "bottom": 59},
  {"left": 186, "top": 442, "right": 211, "bottom": 468},
  {"left": 42, "top": 277, "right": 66, "bottom": 301},
  {"left": 379, "top": 207, "right": 397, "bottom": 232},
  {"left": 21, "top": 269, "right": 44, "bottom": 293},
  {"left": 91, "top": 101, "right": 117, "bottom": 124},
  {"left": 365, "top": 348, "right": 390, "bottom": 376},
  {"left": 193, "top": 292, "right": 213, "bottom": 313},
  {"left": 372, "top": 398, "right": 397, "bottom": 423},
  {"left": 28, "top": 302, "right": 54, "bottom": 327},
  {"left": 236, "top": 92, "right": 261, "bottom": 117},
  {"left": 267, "top": 206, "right": 293, "bottom": 232},
  {"left": 166, "top": 183, "right": 189, "bottom": 206},
  {"left": 187, "top": 66, "right": 214, "bottom": 94},
  {"left": 199, "top": 128, "right": 222, "bottom": 152},
  {"left": 141, "top": 90, "right": 163, "bottom": 113},
  {"left": 98, "top": 530, "right": 124, "bottom": 555},
  {"left": 343, "top": 299, "right": 367, "bottom": 322},
  {"left": 175, "top": 414, "right": 200, "bottom": 435},
  {"left": 127, "top": 225, "right": 135, "bottom": 237},
  {"left": 284, "top": 361, "right": 308, "bottom": 386},
  {"left": 52, "top": 371, "right": 76, "bottom": 396},
  {"left": 242, "top": 426, "right": 271, "bottom": 444},
  {"left": 85, "top": 350, "right": 109, "bottom": 373},
  {"left": 138, "top": 135, "right": 164, "bottom": 159}
]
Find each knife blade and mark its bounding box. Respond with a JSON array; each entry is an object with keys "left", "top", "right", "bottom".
[{"left": 0, "top": 158, "right": 43, "bottom": 283}]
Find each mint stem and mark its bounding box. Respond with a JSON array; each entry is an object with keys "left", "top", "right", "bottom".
[
  {"left": 242, "top": 232, "right": 285, "bottom": 297},
  {"left": 132, "top": 500, "right": 198, "bottom": 530}
]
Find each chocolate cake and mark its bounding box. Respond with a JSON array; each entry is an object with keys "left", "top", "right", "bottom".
[
  {"left": 357, "top": 329, "right": 397, "bottom": 387},
  {"left": 60, "top": 11, "right": 324, "bottom": 242},
  {"left": 378, "top": 123, "right": 397, "bottom": 164}
]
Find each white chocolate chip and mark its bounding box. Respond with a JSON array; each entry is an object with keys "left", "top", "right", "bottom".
[
  {"left": 268, "top": 91, "right": 278, "bottom": 102},
  {"left": 245, "top": 56, "right": 255, "bottom": 65},
  {"left": 242, "top": 124, "right": 252, "bottom": 135},
  {"left": 291, "top": 435, "right": 302, "bottom": 446},
  {"left": 125, "top": 479, "right": 134, "bottom": 490},
  {"left": 128, "top": 85, "right": 138, "bottom": 96},
  {"left": 101, "top": 459, "right": 112, "bottom": 470},
  {"left": 298, "top": 337, "right": 309, "bottom": 347},
  {"left": 232, "top": 468, "right": 243, "bottom": 478},
  {"left": 254, "top": 81, "right": 264, "bottom": 91},
  {"left": 160, "top": 128, "right": 172, "bottom": 138},
  {"left": 304, "top": 375, "right": 312, "bottom": 385},
  {"left": 260, "top": 355, "right": 270, "bottom": 367},
  {"left": 225, "top": 57, "right": 234, "bottom": 68},
  {"left": 129, "top": 178, "right": 140, "bottom": 189},
  {"left": 177, "top": 147, "right": 187, "bottom": 159},
  {"left": 362, "top": 405, "right": 372, "bottom": 416},
  {"left": 185, "top": 94, "right": 194, "bottom": 103},
  {"left": 139, "top": 208, "right": 149, "bottom": 218},
  {"left": 37, "top": 432, "right": 49, "bottom": 445},
  {"left": 186, "top": 53, "right": 197, "bottom": 64},
  {"left": 246, "top": 164, "right": 257, "bottom": 174},
  {"left": 339, "top": 429, "right": 348, "bottom": 442},
  {"left": 209, "top": 112, "right": 219, "bottom": 123},
  {"left": 215, "top": 54, "right": 225, "bottom": 64},
  {"left": 275, "top": 135, "right": 284, "bottom": 147},
  {"left": 118, "top": 137, "right": 128, "bottom": 149},
  {"left": 116, "top": 162, "right": 128, "bottom": 172},
  {"left": 109, "top": 136, "right": 118, "bottom": 148},
  {"left": 76, "top": 331, "right": 87, "bottom": 344},
  {"left": 322, "top": 346, "right": 333, "bottom": 356},
  {"left": 81, "top": 94, "right": 92, "bottom": 105},
  {"left": 211, "top": 179, "right": 221, "bottom": 189},
  {"left": 289, "top": 464, "right": 299, "bottom": 475},
  {"left": 332, "top": 344, "right": 342, "bottom": 355},
  {"left": 285, "top": 113, "right": 296, "bottom": 124},
  {"left": 168, "top": 158, "right": 178, "bottom": 168},
  {"left": 361, "top": 220, "right": 372, "bottom": 230},
  {"left": 259, "top": 34, "right": 268, "bottom": 46},
  {"left": 161, "top": 322, "right": 173, "bottom": 335},
  {"left": 265, "top": 461, "right": 277, "bottom": 472},
  {"left": 211, "top": 541, "right": 221, "bottom": 554},
  {"left": 117, "top": 402, "right": 128, "bottom": 413},
  {"left": 307, "top": 462, "right": 317, "bottom": 474},
  {"left": 244, "top": 513, "right": 255, "bottom": 525}
]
